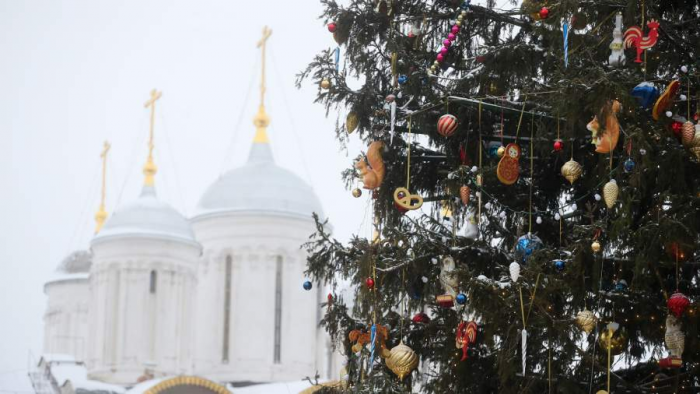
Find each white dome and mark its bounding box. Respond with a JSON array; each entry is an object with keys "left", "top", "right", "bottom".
[
  {"left": 93, "top": 186, "right": 196, "bottom": 245},
  {"left": 195, "top": 142, "right": 323, "bottom": 220}
]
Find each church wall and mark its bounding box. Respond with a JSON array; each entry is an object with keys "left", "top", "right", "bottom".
[
  {"left": 191, "top": 212, "right": 326, "bottom": 384},
  {"left": 43, "top": 278, "right": 90, "bottom": 361},
  {"left": 87, "top": 237, "right": 199, "bottom": 385}
]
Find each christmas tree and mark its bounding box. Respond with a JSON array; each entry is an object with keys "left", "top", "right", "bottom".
[{"left": 299, "top": 0, "right": 700, "bottom": 392}]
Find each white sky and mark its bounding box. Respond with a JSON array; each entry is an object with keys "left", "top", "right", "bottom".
[{"left": 0, "top": 0, "right": 368, "bottom": 387}]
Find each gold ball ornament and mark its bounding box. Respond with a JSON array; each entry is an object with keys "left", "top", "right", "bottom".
[
  {"left": 575, "top": 309, "right": 597, "bottom": 334},
  {"left": 591, "top": 240, "right": 602, "bottom": 253},
  {"left": 598, "top": 328, "right": 627, "bottom": 356},
  {"left": 561, "top": 159, "right": 582, "bottom": 184},
  {"left": 320, "top": 78, "right": 331, "bottom": 90},
  {"left": 386, "top": 342, "right": 419, "bottom": 380},
  {"left": 603, "top": 179, "right": 619, "bottom": 209},
  {"left": 352, "top": 188, "right": 362, "bottom": 198},
  {"left": 346, "top": 111, "right": 359, "bottom": 133},
  {"left": 497, "top": 146, "right": 506, "bottom": 157}
]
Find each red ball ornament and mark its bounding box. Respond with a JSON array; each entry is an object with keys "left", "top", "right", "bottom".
[
  {"left": 553, "top": 139, "right": 564, "bottom": 151},
  {"left": 667, "top": 292, "right": 690, "bottom": 318},
  {"left": 671, "top": 121, "right": 684, "bottom": 140},
  {"left": 412, "top": 312, "right": 431, "bottom": 324},
  {"left": 327, "top": 22, "right": 337, "bottom": 33},
  {"left": 539, "top": 7, "right": 550, "bottom": 19},
  {"left": 437, "top": 114, "right": 459, "bottom": 137},
  {"left": 327, "top": 293, "right": 333, "bottom": 304},
  {"left": 365, "top": 277, "right": 375, "bottom": 289}
]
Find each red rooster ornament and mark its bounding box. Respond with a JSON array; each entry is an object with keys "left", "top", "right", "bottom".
[{"left": 624, "top": 19, "right": 660, "bottom": 63}]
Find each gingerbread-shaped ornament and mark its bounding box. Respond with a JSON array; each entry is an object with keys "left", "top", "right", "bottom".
[{"left": 497, "top": 143, "right": 520, "bottom": 185}]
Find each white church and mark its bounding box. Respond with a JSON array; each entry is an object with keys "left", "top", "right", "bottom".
[{"left": 33, "top": 29, "right": 339, "bottom": 394}]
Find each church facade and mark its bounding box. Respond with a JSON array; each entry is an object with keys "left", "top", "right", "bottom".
[{"left": 37, "top": 29, "right": 335, "bottom": 394}]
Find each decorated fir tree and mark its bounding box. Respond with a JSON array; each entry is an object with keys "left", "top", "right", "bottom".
[{"left": 299, "top": 0, "right": 700, "bottom": 392}]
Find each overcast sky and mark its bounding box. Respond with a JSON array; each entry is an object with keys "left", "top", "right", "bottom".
[{"left": 0, "top": 0, "right": 369, "bottom": 388}]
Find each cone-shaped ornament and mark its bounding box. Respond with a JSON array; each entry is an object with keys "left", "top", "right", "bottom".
[
  {"left": 603, "top": 179, "right": 618, "bottom": 209},
  {"left": 346, "top": 111, "right": 359, "bottom": 133},
  {"left": 459, "top": 185, "right": 470, "bottom": 206},
  {"left": 509, "top": 262, "right": 521, "bottom": 283},
  {"left": 682, "top": 121, "right": 695, "bottom": 146}
]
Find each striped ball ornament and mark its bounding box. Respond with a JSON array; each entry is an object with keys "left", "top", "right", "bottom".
[{"left": 437, "top": 114, "right": 458, "bottom": 137}]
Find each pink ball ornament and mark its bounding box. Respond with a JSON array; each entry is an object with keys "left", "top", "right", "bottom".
[
  {"left": 443, "top": 39, "right": 452, "bottom": 47},
  {"left": 440, "top": 47, "right": 449, "bottom": 55},
  {"left": 437, "top": 53, "right": 445, "bottom": 63},
  {"left": 451, "top": 25, "right": 460, "bottom": 34},
  {"left": 327, "top": 22, "right": 337, "bottom": 33},
  {"left": 448, "top": 33, "right": 456, "bottom": 41}
]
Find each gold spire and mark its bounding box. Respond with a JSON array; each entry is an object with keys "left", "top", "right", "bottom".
[
  {"left": 143, "top": 89, "right": 162, "bottom": 186},
  {"left": 253, "top": 26, "right": 272, "bottom": 144},
  {"left": 94, "top": 141, "right": 111, "bottom": 234}
]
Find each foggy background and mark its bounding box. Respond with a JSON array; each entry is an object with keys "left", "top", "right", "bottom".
[{"left": 0, "top": 0, "right": 368, "bottom": 389}]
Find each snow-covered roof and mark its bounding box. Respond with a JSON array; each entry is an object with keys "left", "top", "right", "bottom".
[
  {"left": 53, "top": 363, "right": 124, "bottom": 393},
  {"left": 93, "top": 186, "right": 197, "bottom": 246},
  {"left": 45, "top": 272, "right": 90, "bottom": 287},
  {"left": 39, "top": 353, "right": 77, "bottom": 364},
  {"left": 195, "top": 142, "right": 323, "bottom": 221}
]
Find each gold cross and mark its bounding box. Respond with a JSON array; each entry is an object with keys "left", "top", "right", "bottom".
[
  {"left": 144, "top": 89, "right": 162, "bottom": 155},
  {"left": 95, "top": 140, "right": 111, "bottom": 233},
  {"left": 256, "top": 26, "right": 272, "bottom": 107}
]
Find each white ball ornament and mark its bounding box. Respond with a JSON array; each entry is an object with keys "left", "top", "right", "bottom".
[
  {"left": 554, "top": 213, "right": 561, "bottom": 220},
  {"left": 639, "top": 149, "right": 647, "bottom": 155},
  {"left": 681, "top": 65, "right": 689, "bottom": 73},
  {"left": 572, "top": 203, "right": 578, "bottom": 210},
  {"left": 536, "top": 216, "right": 542, "bottom": 224},
  {"left": 594, "top": 194, "right": 602, "bottom": 201},
  {"left": 471, "top": 166, "right": 478, "bottom": 173},
  {"left": 666, "top": 111, "right": 673, "bottom": 118},
  {"left": 680, "top": 94, "right": 687, "bottom": 101}
]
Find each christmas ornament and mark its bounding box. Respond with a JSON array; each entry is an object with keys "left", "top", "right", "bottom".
[
  {"left": 320, "top": 78, "right": 331, "bottom": 89},
  {"left": 439, "top": 256, "right": 459, "bottom": 297},
  {"left": 437, "top": 294, "right": 455, "bottom": 308},
  {"left": 456, "top": 293, "right": 467, "bottom": 305},
  {"left": 614, "top": 279, "right": 628, "bottom": 292},
  {"left": 667, "top": 292, "right": 690, "bottom": 318},
  {"left": 487, "top": 141, "right": 502, "bottom": 157},
  {"left": 437, "top": 114, "right": 458, "bottom": 137},
  {"left": 365, "top": 277, "right": 375, "bottom": 289},
  {"left": 553, "top": 139, "right": 563, "bottom": 151},
  {"left": 653, "top": 80, "right": 680, "bottom": 121},
  {"left": 682, "top": 121, "right": 695, "bottom": 146},
  {"left": 591, "top": 240, "right": 602, "bottom": 253},
  {"left": 588, "top": 100, "right": 621, "bottom": 154},
  {"left": 497, "top": 143, "right": 521, "bottom": 185},
  {"left": 393, "top": 187, "right": 423, "bottom": 211},
  {"left": 351, "top": 188, "right": 362, "bottom": 198},
  {"left": 624, "top": 19, "right": 660, "bottom": 63},
  {"left": 386, "top": 342, "right": 419, "bottom": 380},
  {"left": 561, "top": 159, "right": 582, "bottom": 184},
  {"left": 661, "top": 315, "right": 684, "bottom": 368},
  {"left": 576, "top": 309, "right": 597, "bottom": 334},
  {"left": 412, "top": 312, "right": 430, "bottom": 324},
  {"left": 385, "top": 94, "right": 395, "bottom": 103},
  {"left": 303, "top": 280, "right": 313, "bottom": 290},
  {"left": 598, "top": 325, "right": 627, "bottom": 356},
  {"left": 397, "top": 74, "right": 408, "bottom": 84},
  {"left": 509, "top": 262, "right": 521, "bottom": 283},
  {"left": 538, "top": 6, "right": 549, "bottom": 19},
  {"left": 348, "top": 324, "right": 391, "bottom": 357},
  {"left": 327, "top": 22, "right": 337, "bottom": 33},
  {"left": 515, "top": 233, "right": 543, "bottom": 262},
  {"left": 608, "top": 13, "right": 626, "bottom": 66},
  {"left": 554, "top": 259, "right": 565, "bottom": 272},
  {"left": 356, "top": 141, "right": 385, "bottom": 190},
  {"left": 346, "top": 111, "right": 359, "bottom": 133},
  {"left": 631, "top": 82, "right": 659, "bottom": 109},
  {"left": 459, "top": 185, "right": 470, "bottom": 206},
  {"left": 563, "top": 20, "right": 570, "bottom": 67},
  {"left": 429, "top": 1, "right": 471, "bottom": 74},
  {"left": 623, "top": 157, "right": 635, "bottom": 172},
  {"left": 455, "top": 321, "right": 478, "bottom": 361},
  {"left": 497, "top": 145, "right": 506, "bottom": 157},
  {"left": 603, "top": 179, "right": 618, "bottom": 209}
]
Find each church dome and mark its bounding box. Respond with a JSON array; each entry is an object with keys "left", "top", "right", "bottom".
[
  {"left": 195, "top": 142, "right": 323, "bottom": 220},
  {"left": 93, "top": 186, "right": 197, "bottom": 245}
]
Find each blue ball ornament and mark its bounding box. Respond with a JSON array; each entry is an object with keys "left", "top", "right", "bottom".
[
  {"left": 398, "top": 75, "right": 408, "bottom": 84},
  {"left": 554, "top": 260, "right": 566, "bottom": 272},
  {"left": 303, "top": 280, "right": 313, "bottom": 291},
  {"left": 461, "top": 0, "right": 471, "bottom": 9},
  {"left": 487, "top": 142, "right": 502, "bottom": 158},
  {"left": 614, "top": 279, "right": 628, "bottom": 292},
  {"left": 515, "top": 234, "right": 543, "bottom": 263},
  {"left": 631, "top": 82, "right": 659, "bottom": 109},
  {"left": 623, "top": 158, "right": 635, "bottom": 173},
  {"left": 456, "top": 293, "right": 467, "bottom": 305}
]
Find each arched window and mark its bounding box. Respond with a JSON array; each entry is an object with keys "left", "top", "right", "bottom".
[
  {"left": 273, "top": 255, "right": 283, "bottom": 364},
  {"left": 149, "top": 270, "right": 157, "bottom": 294},
  {"left": 222, "top": 256, "right": 232, "bottom": 363}
]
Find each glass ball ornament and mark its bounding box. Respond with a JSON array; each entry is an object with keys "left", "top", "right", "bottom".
[
  {"left": 398, "top": 74, "right": 408, "bottom": 84},
  {"left": 623, "top": 158, "right": 635, "bottom": 173},
  {"left": 303, "top": 280, "right": 313, "bottom": 291},
  {"left": 591, "top": 240, "right": 602, "bottom": 253},
  {"left": 327, "top": 22, "right": 337, "bottom": 33},
  {"left": 497, "top": 146, "right": 506, "bottom": 157},
  {"left": 320, "top": 78, "right": 331, "bottom": 89},
  {"left": 553, "top": 139, "right": 563, "bottom": 151},
  {"left": 681, "top": 65, "right": 689, "bottom": 73},
  {"left": 614, "top": 279, "right": 628, "bottom": 292},
  {"left": 365, "top": 277, "right": 375, "bottom": 289},
  {"left": 515, "top": 233, "right": 543, "bottom": 262},
  {"left": 539, "top": 6, "right": 550, "bottom": 19},
  {"left": 352, "top": 188, "right": 362, "bottom": 198},
  {"left": 554, "top": 259, "right": 565, "bottom": 272},
  {"left": 456, "top": 293, "right": 467, "bottom": 305}
]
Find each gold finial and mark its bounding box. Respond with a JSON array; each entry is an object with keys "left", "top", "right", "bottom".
[
  {"left": 143, "top": 89, "right": 162, "bottom": 186},
  {"left": 95, "top": 141, "right": 111, "bottom": 234},
  {"left": 253, "top": 26, "right": 272, "bottom": 144}
]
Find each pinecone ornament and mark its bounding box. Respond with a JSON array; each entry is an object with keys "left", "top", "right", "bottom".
[
  {"left": 682, "top": 121, "right": 695, "bottom": 146},
  {"left": 459, "top": 185, "right": 470, "bottom": 206},
  {"left": 603, "top": 180, "right": 619, "bottom": 208}
]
